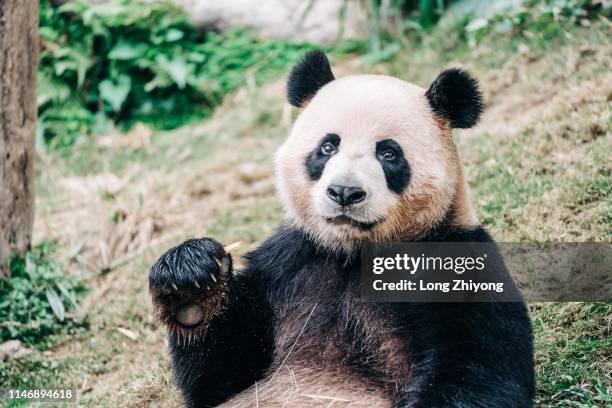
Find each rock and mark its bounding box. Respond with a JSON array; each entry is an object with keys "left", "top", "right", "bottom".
[
  {"left": 0, "top": 340, "right": 22, "bottom": 359},
  {"left": 13, "top": 347, "right": 33, "bottom": 359},
  {"left": 82, "top": 0, "right": 367, "bottom": 43},
  {"left": 0, "top": 340, "right": 33, "bottom": 360},
  {"left": 174, "top": 0, "right": 368, "bottom": 44}
]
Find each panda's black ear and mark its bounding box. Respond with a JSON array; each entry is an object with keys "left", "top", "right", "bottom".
[
  {"left": 425, "top": 68, "right": 483, "bottom": 129},
  {"left": 287, "top": 50, "right": 335, "bottom": 108}
]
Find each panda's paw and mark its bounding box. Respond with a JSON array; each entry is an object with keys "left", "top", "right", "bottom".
[{"left": 148, "top": 238, "right": 232, "bottom": 330}]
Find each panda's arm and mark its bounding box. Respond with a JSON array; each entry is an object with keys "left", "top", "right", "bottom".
[
  {"left": 149, "top": 238, "right": 274, "bottom": 407},
  {"left": 392, "top": 236, "right": 534, "bottom": 407},
  {"left": 391, "top": 227, "right": 535, "bottom": 407},
  {"left": 396, "top": 301, "right": 534, "bottom": 408}
]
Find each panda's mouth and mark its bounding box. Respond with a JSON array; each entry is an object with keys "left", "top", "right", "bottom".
[{"left": 325, "top": 215, "right": 378, "bottom": 230}]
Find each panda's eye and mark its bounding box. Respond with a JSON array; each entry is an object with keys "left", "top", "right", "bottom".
[
  {"left": 381, "top": 150, "right": 396, "bottom": 161},
  {"left": 320, "top": 142, "right": 337, "bottom": 156}
]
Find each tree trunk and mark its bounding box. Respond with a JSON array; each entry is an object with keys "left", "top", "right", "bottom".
[{"left": 0, "top": 0, "right": 38, "bottom": 271}]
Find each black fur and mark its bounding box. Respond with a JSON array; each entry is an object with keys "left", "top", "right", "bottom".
[
  {"left": 168, "top": 273, "right": 274, "bottom": 407},
  {"left": 149, "top": 238, "right": 228, "bottom": 291},
  {"left": 425, "top": 68, "right": 484, "bottom": 128},
  {"left": 150, "top": 240, "right": 274, "bottom": 407},
  {"left": 376, "top": 139, "right": 411, "bottom": 194},
  {"left": 150, "top": 223, "right": 534, "bottom": 407},
  {"left": 287, "top": 50, "right": 335, "bottom": 107},
  {"left": 305, "top": 133, "right": 340, "bottom": 180}
]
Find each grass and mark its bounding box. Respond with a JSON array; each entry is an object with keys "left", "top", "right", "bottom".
[
  {"left": 532, "top": 303, "right": 611, "bottom": 406},
  {"left": 1, "top": 13, "right": 610, "bottom": 408},
  {"left": 0, "top": 244, "right": 88, "bottom": 348}
]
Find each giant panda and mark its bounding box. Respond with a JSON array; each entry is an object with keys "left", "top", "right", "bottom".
[{"left": 149, "top": 50, "right": 534, "bottom": 407}]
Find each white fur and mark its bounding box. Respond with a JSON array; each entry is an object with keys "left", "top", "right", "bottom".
[
  {"left": 276, "top": 74, "right": 473, "bottom": 251},
  {"left": 312, "top": 149, "right": 397, "bottom": 225}
]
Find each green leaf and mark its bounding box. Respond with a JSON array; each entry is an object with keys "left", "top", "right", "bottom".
[
  {"left": 53, "top": 60, "right": 78, "bottom": 76},
  {"left": 165, "top": 28, "right": 184, "bottom": 42},
  {"left": 46, "top": 288, "right": 65, "bottom": 322},
  {"left": 57, "top": 283, "right": 79, "bottom": 310},
  {"left": 99, "top": 75, "right": 132, "bottom": 112},
  {"left": 108, "top": 41, "right": 143, "bottom": 60},
  {"left": 53, "top": 47, "right": 92, "bottom": 89},
  {"left": 144, "top": 74, "right": 172, "bottom": 92},
  {"left": 39, "top": 26, "right": 59, "bottom": 41},
  {"left": 155, "top": 54, "right": 189, "bottom": 89}
]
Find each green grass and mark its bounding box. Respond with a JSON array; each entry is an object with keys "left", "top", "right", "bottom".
[{"left": 532, "top": 303, "right": 611, "bottom": 406}]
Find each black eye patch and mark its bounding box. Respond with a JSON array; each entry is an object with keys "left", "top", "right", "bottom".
[
  {"left": 305, "top": 133, "right": 340, "bottom": 180},
  {"left": 376, "top": 139, "right": 410, "bottom": 194}
]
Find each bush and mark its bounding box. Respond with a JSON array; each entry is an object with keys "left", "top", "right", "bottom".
[
  {"left": 0, "top": 243, "right": 87, "bottom": 347},
  {"left": 38, "top": 0, "right": 320, "bottom": 149},
  {"left": 362, "top": 0, "right": 609, "bottom": 62},
  {"left": 461, "top": 0, "right": 610, "bottom": 48}
]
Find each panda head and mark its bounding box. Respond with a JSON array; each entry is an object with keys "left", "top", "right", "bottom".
[{"left": 276, "top": 50, "right": 483, "bottom": 252}]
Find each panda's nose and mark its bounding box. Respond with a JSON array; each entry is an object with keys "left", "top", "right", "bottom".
[{"left": 327, "top": 184, "right": 366, "bottom": 206}]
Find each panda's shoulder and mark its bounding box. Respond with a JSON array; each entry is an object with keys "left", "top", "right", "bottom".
[
  {"left": 243, "top": 223, "right": 319, "bottom": 279},
  {"left": 420, "top": 224, "right": 494, "bottom": 242}
]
